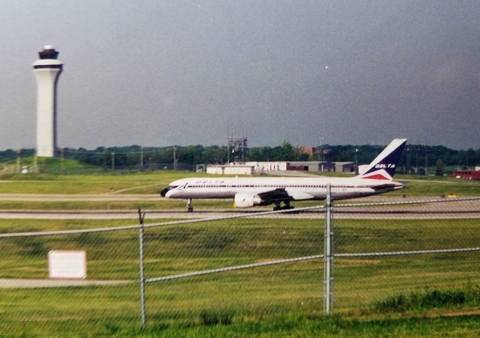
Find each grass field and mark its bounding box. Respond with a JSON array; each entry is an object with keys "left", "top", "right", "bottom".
[
  {"left": 0, "top": 171, "right": 479, "bottom": 212},
  {"left": 1, "top": 216, "right": 480, "bottom": 336},
  {"left": 0, "top": 171, "right": 479, "bottom": 195},
  {"left": 1, "top": 171, "right": 480, "bottom": 336}
]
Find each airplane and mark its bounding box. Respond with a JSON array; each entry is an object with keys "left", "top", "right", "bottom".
[{"left": 160, "top": 139, "right": 407, "bottom": 212}]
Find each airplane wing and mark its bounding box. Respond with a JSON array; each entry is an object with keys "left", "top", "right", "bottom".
[
  {"left": 258, "top": 189, "right": 314, "bottom": 201},
  {"left": 287, "top": 191, "right": 315, "bottom": 200},
  {"left": 257, "top": 188, "right": 291, "bottom": 201},
  {"left": 369, "top": 183, "right": 403, "bottom": 191},
  {"left": 234, "top": 188, "right": 293, "bottom": 208}
]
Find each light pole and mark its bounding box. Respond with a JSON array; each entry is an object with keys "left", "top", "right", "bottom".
[
  {"left": 406, "top": 148, "right": 410, "bottom": 175},
  {"left": 319, "top": 136, "right": 325, "bottom": 171},
  {"left": 16, "top": 147, "right": 21, "bottom": 173},
  {"left": 354, "top": 148, "right": 359, "bottom": 175},
  {"left": 173, "top": 146, "right": 177, "bottom": 170},
  {"left": 425, "top": 148, "right": 429, "bottom": 176},
  {"left": 416, "top": 147, "right": 420, "bottom": 176}
]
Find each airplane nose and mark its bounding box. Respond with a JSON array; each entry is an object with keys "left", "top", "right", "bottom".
[{"left": 160, "top": 187, "right": 169, "bottom": 197}]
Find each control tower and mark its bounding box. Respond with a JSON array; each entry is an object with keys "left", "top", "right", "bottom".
[{"left": 33, "top": 46, "right": 63, "bottom": 157}]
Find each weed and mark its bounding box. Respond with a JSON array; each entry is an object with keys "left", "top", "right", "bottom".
[
  {"left": 199, "top": 309, "right": 235, "bottom": 326},
  {"left": 373, "top": 284, "right": 480, "bottom": 313},
  {"left": 105, "top": 321, "right": 121, "bottom": 334}
]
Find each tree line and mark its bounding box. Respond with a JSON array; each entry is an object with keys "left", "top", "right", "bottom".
[{"left": 5, "top": 142, "right": 480, "bottom": 173}]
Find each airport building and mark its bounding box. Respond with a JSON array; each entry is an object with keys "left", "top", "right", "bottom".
[
  {"left": 453, "top": 169, "right": 480, "bottom": 180},
  {"left": 206, "top": 161, "right": 354, "bottom": 175}
]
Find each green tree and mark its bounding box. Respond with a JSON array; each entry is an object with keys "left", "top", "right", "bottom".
[
  {"left": 178, "top": 145, "right": 205, "bottom": 164},
  {"left": 203, "top": 146, "right": 228, "bottom": 164},
  {"left": 271, "top": 141, "right": 296, "bottom": 161},
  {"left": 435, "top": 159, "right": 445, "bottom": 176},
  {"left": 248, "top": 147, "right": 272, "bottom": 161}
]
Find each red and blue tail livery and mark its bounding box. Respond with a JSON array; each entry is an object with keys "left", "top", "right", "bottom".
[{"left": 358, "top": 139, "right": 407, "bottom": 180}]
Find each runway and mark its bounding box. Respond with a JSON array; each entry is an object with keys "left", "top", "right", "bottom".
[{"left": 0, "top": 196, "right": 479, "bottom": 220}]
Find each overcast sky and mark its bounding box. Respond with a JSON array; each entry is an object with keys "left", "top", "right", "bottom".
[{"left": 1, "top": 1, "right": 479, "bottom": 150}]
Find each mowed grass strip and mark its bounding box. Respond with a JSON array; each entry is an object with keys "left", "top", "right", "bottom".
[
  {"left": 0, "top": 171, "right": 480, "bottom": 196},
  {"left": 0, "top": 199, "right": 237, "bottom": 210},
  {"left": 0, "top": 172, "right": 191, "bottom": 194},
  {"left": 0, "top": 171, "right": 479, "bottom": 212},
  {"left": 1, "top": 218, "right": 478, "bottom": 279}
]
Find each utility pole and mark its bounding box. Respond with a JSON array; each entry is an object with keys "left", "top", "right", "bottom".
[
  {"left": 61, "top": 148, "right": 64, "bottom": 173},
  {"left": 173, "top": 146, "right": 177, "bottom": 170},
  {"left": 425, "top": 148, "right": 429, "bottom": 176},
  {"left": 406, "top": 148, "right": 410, "bottom": 175},
  {"left": 16, "top": 147, "right": 21, "bottom": 173},
  {"left": 320, "top": 147, "right": 323, "bottom": 171},
  {"left": 416, "top": 147, "right": 419, "bottom": 176},
  {"left": 33, "top": 150, "right": 38, "bottom": 173},
  {"left": 354, "top": 148, "right": 359, "bottom": 175}
]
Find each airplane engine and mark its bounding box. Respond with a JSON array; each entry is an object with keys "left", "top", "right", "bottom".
[{"left": 234, "top": 193, "right": 265, "bottom": 208}]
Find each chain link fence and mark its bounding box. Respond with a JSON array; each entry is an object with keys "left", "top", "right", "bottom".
[{"left": 0, "top": 196, "right": 479, "bottom": 335}]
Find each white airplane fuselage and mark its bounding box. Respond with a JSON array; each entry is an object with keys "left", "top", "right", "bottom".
[{"left": 163, "top": 176, "right": 403, "bottom": 204}]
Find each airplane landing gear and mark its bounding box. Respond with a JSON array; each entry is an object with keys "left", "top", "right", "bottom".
[
  {"left": 273, "top": 201, "right": 294, "bottom": 211},
  {"left": 186, "top": 199, "right": 194, "bottom": 212}
]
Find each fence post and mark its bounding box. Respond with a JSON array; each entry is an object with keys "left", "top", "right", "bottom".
[
  {"left": 138, "top": 208, "right": 146, "bottom": 328},
  {"left": 324, "top": 183, "right": 334, "bottom": 315}
]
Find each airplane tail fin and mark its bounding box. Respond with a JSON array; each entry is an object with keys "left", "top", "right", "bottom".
[{"left": 357, "top": 139, "right": 407, "bottom": 180}]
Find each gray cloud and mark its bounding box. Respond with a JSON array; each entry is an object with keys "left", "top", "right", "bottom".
[{"left": 0, "top": 1, "right": 479, "bottom": 150}]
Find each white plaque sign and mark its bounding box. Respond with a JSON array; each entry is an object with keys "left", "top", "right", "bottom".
[{"left": 48, "top": 250, "right": 86, "bottom": 279}]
